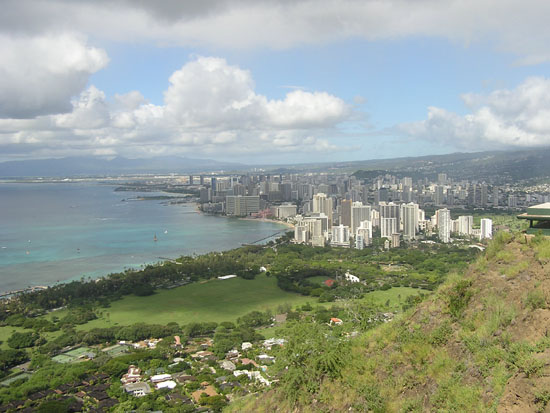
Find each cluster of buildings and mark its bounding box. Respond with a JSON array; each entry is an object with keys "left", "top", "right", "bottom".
[
  {"left": 187, "top": 170, "right": 550, "bottom": 245},
  {"left": 293, "top": 197, "right": 492, "bottom": 248}
]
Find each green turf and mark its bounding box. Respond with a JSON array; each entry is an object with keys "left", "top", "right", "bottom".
[
  {"left": 360, "top": 287, "right": 430, "bottom": 310},
  {"left": 77, "top": 273, "right": 313, "bottom": 330}
]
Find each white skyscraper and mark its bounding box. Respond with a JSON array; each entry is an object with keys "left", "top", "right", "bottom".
[
  {"left": 355, "top": 220, "right": 372, "bottom": 249},
  {"left": 402, "top": 202, "right": 418, "bottom": 241},
  {"left": 458, "top": 215, "right": 473, "bottom": 236},
  {"left": 480, "top": 218, "right": 493, "bottom": 240},
  {"left": 294, "top": 224, "right": 309, "bottom": 244},
  {"left": 437, "top": 208, "right": 451, "bottom": 243},
  {"left": 331, "top": 224, "right": 350, "bottom": 247}
]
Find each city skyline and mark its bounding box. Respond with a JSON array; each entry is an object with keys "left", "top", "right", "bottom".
[{"left": 2, "top": 1, "right": 550, "bottom": 163}]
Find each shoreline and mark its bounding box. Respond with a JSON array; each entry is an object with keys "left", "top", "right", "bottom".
[
  {"left": 238, "top": 216, "right": 295, "bottom": 229},
  {"left": 193, "top": 201, "right": 295, "bottom": 229}
]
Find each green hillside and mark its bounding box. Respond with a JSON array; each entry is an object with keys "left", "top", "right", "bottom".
[{"left": 228, "top": 233, "right": 550, "bottom": 412}]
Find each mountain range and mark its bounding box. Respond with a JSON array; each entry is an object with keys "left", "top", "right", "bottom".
[
  {"left": 0, "top": 156, "right": 245, "bottom": 177},
  {"left": 2, "top": 147, "right": 550, "bottom": 181}
]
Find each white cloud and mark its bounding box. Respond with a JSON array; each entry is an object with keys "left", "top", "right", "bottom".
[
  {"left": 399, "top": 77, "right": 550, "bottom": 149},
  {"left": 0, "top": 33, "right": 108, "bottom": 118},
  {"left": 2, "top": 1, "right": 550, "bottom": 64},
  {"left": 0, "top": 57, "right": 352, "bottom": 160}
]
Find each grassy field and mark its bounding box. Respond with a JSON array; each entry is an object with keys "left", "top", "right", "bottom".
[
  {"left": 360, "top": 286, "right": 430, "bottom": 310},
  {"left": 77, "top": 273, "right": 314, "bottom": 330}
]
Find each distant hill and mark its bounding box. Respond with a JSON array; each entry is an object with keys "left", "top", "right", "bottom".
[
  {"left": 0, "top": 156, "right": 246, "bottom": 177},
  {"left": 3, "top": 147, "right": 550, "bottom": 181},
  {"left": 230, "top": 234, "right": 550, "bottom": 412},
  {"left": 348, "top": 147, "right": 550, "bottom": 182},
  {"left": 272, "top": 147, "right": 550, "bottom": 182}
]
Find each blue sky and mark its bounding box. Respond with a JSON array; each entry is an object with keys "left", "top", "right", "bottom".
[{"left": 2, "top": 1, "right": 550, "bottom": 164}]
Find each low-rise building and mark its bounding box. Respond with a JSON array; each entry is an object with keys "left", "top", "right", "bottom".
[{"left": 123, "top": 382, "right": 151, "bottom": 397}]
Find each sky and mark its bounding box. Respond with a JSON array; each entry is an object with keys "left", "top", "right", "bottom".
[{"left": 2, "top": 0, "right": 550, "bottom": 164}]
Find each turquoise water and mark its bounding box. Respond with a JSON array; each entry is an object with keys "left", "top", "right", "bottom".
[{"left": 0, "top": 182, "right": 286, "bottom": 293}]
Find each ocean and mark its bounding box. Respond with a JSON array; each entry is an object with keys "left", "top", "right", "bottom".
[{"left": 0, "top": 182, "right": 286, "bottom": 293}]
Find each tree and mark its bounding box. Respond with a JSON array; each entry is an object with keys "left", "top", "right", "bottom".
[
  {"left": 0, "top": 348, "right": 28, "bottom": 370},
  {"left": 7, "top": 331, "right": 43, "bottom": 349}
]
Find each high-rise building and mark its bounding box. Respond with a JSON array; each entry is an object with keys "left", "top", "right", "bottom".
[
  {"left": 298, "top": 184, "right": 312, "bottom": 200},
  {"left": 294, "top": 224, "right": 309, "bottom": 244},
  {"left": 351, "top": 202, "right": 371, "bottom": 234},
  {"left": 225, "top": 195, "right": 260, "bottom": 216},
  {"left": 280, "top": 183, "right": 293, "bottom": 201},
  {"left": 199, "top": 187, "right": 212, "bottom": 203},
  {"left": 480, "top": 218, "right": 493, "bottom": 240},
  {"left": 434, "top": 185, "right": 445, "bottom": 206},
  {"left": 273, "top": 204, "right": 297, "bottom": 219},
  {"left": 379, "top": 202, "right": 400, "bottom": 228},
  {"left": 331, "top": 224, "right": 350, "bottom": 247},
  {"left": 493, "top": 186, "right": 499, "bottom": 207},
  {"left": 438, "top": 173, "right": 447, "bottom": 185},
  {"left": 356, "top": 220, "right": 372, "bottom": 247},
  {"left": 312, "top": 193, "right": 333, "bottom": 228},
  {"left": 402, "top": 202, "right": 418, "bottom": 241},
  {"left": 231, "top": 183, "right": 246, "bottom": 196},
  {"left": 458, "top": 215, "right": 473, "bottom": 236},
  {"left": 376, "top": 188, "right": 389, "bottom": 205},
  {"left": 481, "top": 184, "right": 488, "bottom": 207},
  {"left": 341, "top": 199, "right": 352, "bottom": 227},
  {"left": 381, "top": 217, "right": 398, "bottom": 238},
  {"left": 468, "top": 185, "right": 477, "bottom": 207},
  {"left": 437, "top": 208, "right": 451, "bottom": 243},
  {"left": 355, "top": 233, "right": 366, "bottom": 250}
]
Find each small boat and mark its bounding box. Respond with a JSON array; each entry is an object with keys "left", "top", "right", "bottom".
[
  {"left": 154, "top": 234, "right": 158, "bottom": 242},
  {"left": 164, "top": 230, "right": 168, "bottom": 234}
]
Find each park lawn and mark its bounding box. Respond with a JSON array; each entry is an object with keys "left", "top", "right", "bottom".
[
  {"left": 360, "top": 287, "right": 431, "bottom": 310},
  {"left": 77, "top": 273, "right": 314, "bottom": 331}
]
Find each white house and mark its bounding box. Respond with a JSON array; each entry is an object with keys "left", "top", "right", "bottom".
[{"left": 344, "top": 271, "right": 360, "bottom": 283}]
